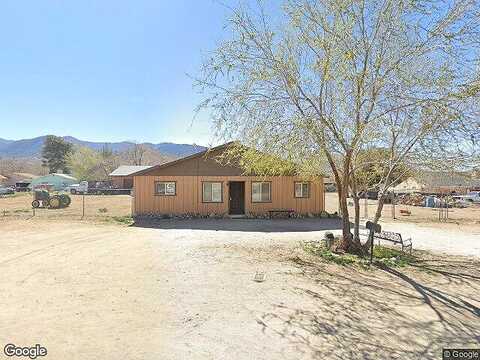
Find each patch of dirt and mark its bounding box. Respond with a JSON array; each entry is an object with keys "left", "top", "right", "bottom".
[
  {"left": 0, "top": 193, "right": 132, "bottom": 219},
  {"left": 1, "top": 217, "right": 478, "bottom": 360}
]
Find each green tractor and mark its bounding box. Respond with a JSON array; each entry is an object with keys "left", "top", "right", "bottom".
[{"left": 32, "top": 190, "right": 71, "bottom": 209}]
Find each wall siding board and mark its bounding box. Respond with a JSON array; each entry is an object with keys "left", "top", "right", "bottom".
[{"left": 133, "top": 175, "right": 324, "bottom": 216}]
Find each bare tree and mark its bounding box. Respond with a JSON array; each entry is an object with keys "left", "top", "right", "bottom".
[
  {"left": 195, "top": 0, "right": 480, "bottom": 253},
  {"left": 0, "top": 158, "right": 25, "bottom": 176},
  {"left": 126, "top": 143, "right": 148, "bottom": 166}
]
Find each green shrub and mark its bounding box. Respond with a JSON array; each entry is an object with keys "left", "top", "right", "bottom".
[
  {"left": 303, "top": 241, "right": 417, "bottom": 268},
  {"left": 110, "top": 216, "right": 134, "bottom": 225}
]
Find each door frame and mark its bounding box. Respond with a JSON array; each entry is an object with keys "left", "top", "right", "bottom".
[{"left": 228, "top": 181, "right": 245, "bottom": 215}]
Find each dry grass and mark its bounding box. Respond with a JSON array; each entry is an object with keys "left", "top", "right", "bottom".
[
  {"left": 2, "top": 191, "right": 479, "bottom": 229},
  {"left": 0, "top": 192, "right": 132, "bottom": 219}
]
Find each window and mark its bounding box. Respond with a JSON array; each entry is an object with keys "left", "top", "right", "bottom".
[
  {"left": 295, "top": 182, "right": 310, "bottom": 198},
  {"left": 252, "top": 182, "right": 271, "bottom": 202},
  {"left": 155, "top": 181, "right": 176, "bottom": 196},
  {"left": 203, "top": 182, "right": 223, "bottom": 202}
]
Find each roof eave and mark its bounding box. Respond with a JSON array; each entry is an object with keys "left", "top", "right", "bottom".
[{"left": 131, "top": 142, "right": 236, "bottom": 176}]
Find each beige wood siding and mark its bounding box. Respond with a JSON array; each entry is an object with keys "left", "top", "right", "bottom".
[{"left": 133, "top": 175, "right": 324, "bottom": 215}]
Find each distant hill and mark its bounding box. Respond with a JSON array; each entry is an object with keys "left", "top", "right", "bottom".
[
  {"left": 0, "top": 136, "right": 207, "bottom": 158},
  {"left": 0, "top": 138, "right": 14, "bottom": 148}
]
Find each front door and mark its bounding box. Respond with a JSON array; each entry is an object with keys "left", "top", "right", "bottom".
[{"left": 229, "top": 181, "right": 245, "bottom": 215}]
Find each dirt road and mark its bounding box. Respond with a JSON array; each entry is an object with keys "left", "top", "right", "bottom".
[
  {"left": 1, "top": 218, "right": 478, "bottom": 359},
  {"left": 379, "top": 221, "right": 480, "bottom": 257}
]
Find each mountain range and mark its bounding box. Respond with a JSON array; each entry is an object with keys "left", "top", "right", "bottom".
[{"left": 0, "top": 136, "right": 207, "bottom": 158}]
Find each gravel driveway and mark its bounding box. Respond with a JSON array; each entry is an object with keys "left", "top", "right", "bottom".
[
  {"left": 139, "top": 217, "right": 480, "bottom": 258},
  {"left": 1, "top": 218, "right": 478, "bottom": 360}
]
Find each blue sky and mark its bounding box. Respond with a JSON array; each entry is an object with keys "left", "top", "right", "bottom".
[{"left": 0, "top": 1, "right": 231, "bottom": 146}]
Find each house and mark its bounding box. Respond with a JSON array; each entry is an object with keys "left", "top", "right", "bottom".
[
  {"left": 29, "top": 173, "right": 78, "bottom": 191},
  {"left": 109, "top": 165, "right": 152, "bottom": 189},
  {"left": 132, "top": 143, "right": 325, "bottom": 217},
  {"left": 392, "top": 171, "right": 480, "bottom": 194}
]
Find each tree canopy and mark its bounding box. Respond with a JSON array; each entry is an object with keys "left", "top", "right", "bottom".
[
  {"left": 196, "top": 0, "right": 480, "bottom": 252},
  {"left": 41, "top": 135, "right": 73, "bottom": 174}
]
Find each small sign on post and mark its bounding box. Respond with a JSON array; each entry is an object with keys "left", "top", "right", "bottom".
[{"left": 366, "top": 221, "right": 382, "bottom": 264}]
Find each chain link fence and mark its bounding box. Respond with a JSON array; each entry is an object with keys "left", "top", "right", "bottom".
[
  {"left": 0, "top": 192, "right": 133, "bottom": 221},
  {"left": 324, "top": 193, "right": 480, "bottom": 224},
  {"left": 2, "top": 191, "right": 478, "bottom": 224}
]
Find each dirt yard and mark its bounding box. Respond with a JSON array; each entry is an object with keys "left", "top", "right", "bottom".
[
  {"left": 0, "top": 192, "right": 132, "bottom": 219},
  {"left": 325, "top": 192, "right": 480, "bottom": 225},
  {"left": 2, "top": 192, "right": 479, "bottom": 227},
  {"left": 0, "top": 217, "right": 478, "bottom": 360}
]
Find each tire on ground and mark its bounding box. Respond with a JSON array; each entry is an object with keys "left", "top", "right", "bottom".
[
  {"left": 48, "top": 196, "right": 61, "bottom": 209},
  {"left": 59, "top": 194, "right": 71, "bottom": 207}
]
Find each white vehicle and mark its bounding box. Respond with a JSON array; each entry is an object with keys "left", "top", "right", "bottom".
[
  {"left": 453, "top": 191, "right": 480, "bottom": 203},
  {"left": 0, "top": 186, "right": 15, "bottom": 195},
  {"left": 66, "top": 181, "right": 89, "bottom": 195}
]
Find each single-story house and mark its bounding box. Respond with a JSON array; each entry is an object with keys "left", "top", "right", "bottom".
[
  {"left": 29, "top": 173, "right": 78, "bottom": 191},
  {"left": 131, "top": 143, "right": 325, "bottom": 217},
  {"left": 392, "top": 171, "right": 480, "bottom": 194},
  {"left": 109, "top": 165, "right": 152, "bottom": 189}
]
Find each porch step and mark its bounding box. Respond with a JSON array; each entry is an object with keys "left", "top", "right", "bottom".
[{"left": 228, "top": 214, "right": 247, "bottom": 219}]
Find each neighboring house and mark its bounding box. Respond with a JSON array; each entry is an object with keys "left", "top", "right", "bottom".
[
  {"left": 392, "top": 172, "right": 480, "bottom": 194},
  {"left": 132, "top": 143, "right": 325, "bottom": 217},
  {"left": 29, "top": 173, "right": 78, "bottom": 191},
  {"left": 109, "top": 165, "right": 152, "bottom": 189}
]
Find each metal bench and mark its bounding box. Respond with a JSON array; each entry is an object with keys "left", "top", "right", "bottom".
[
  {"left": 268, "top": 209, "right": 295, "bottom": 218},
  {"left": 374, "top": 231, "right": 412, "bottom": 254}
]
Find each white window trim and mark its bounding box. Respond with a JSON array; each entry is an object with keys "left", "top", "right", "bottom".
[
  {"left": 295, "top": 182, "right": 310, "bottom": 198},
  {"left": 155, "top": 181, "right": 176, "bottom": 196},
  {"left": 202, "top": 182, "right": 223, "bottom": 203},
  {"left": 252, "top": 181, "right": 271, "bottom": 203}
]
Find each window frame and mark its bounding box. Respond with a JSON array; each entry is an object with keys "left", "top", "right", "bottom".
[
  {"left": 251, "top": 181, "right": 272, "bottom": 203},
  {"left": 202, "top": 181, "right": 224, "bottom": 203},
  {"left": 294, "top": 181, "right": 311, "bottom": 198},
  {"left": 154, "top": 181, "right": 177, "bottom": 196}
]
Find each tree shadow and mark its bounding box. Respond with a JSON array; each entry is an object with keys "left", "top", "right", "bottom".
[
  {"left": 131, "top": 217, "right": 344, "bottom": 233},
  {"left": 377, "top": 263, "right": 480, "bottom": 320},
  {"left": 255, "top": 256, "right": 480, "bottom": 359}
]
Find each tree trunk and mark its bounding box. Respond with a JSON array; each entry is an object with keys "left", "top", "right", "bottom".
[
  {"left": 362, "top": 190, "right": 387, "bottom": 252},
  {"left": 333, "top": 177, "right": 352, "bottom": 247},
  {"left": 349, "top": 173, "right": 361, "bottom": 242},
  {"left": 339, "top": 193, "right": 351, "bottom": 242},
  {"left": 353, "top": 194, "right": 360, "bottom": 241},
  {"left": 340, "top": 150, "right": 354, "bottom": 248},
  {"left": 373, "top": 195, "right": 386, "bottom": 223}
]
